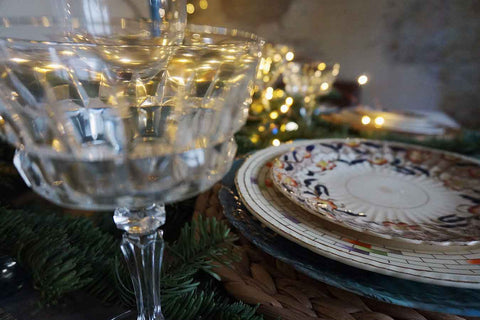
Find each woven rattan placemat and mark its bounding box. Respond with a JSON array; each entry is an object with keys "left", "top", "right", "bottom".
[{"left": 194, "top": 184, "right": 480, "bottom": 320}]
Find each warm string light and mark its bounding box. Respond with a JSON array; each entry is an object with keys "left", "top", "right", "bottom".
[
  {"left": 274, "top": 89, "right": 285, "bottom": 98},
  {"left": 250, "top": 102, "right": 264, "bottom": 114},
  {"left": 374, "top": 116, "right": 385, "bottom": 127},
  {"left": 265, "top": 87, "right": 274, "bottom": 100},
  {"left": 332, "top": 64, "right": 340, "bottom": 76},
  {"left": 199, "top": 0, "right": 208, "bottom": 9},
  {"left": 187, "top": 0, "right": 209, "bottom": 15},
  {"left": 361, "top": 115, "right": 385, "bottom": 128},
  {"left": 361, "top": 116, "right": 371, "bottom": 125},
  {"left": 358, "top": 74, "right": 368, "bottom": 85},
  {"left": 285, "top": 122, "right": 299, "bottom": 131},
  {"left": 248, "top": 59, "right": 354, "bottom": 148},
  {"left": 250, "top": 134, "right": 259, "bottom": 144},
  {"left": 186, "top": 3, "right": 195, "bottom": 14}
]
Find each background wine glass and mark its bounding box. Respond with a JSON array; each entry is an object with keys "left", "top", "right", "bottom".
[
  {"left": 255, "top": 43, "right": 293, "bottom": 91},
  {"left": 0, "top": 10, "right": 262, "bottom": 320},
  {"left": 283, "top": 61, "right": 340, "bottom": 126}
]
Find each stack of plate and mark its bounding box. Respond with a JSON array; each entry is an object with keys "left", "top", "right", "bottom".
[{"left": 230, "top": 139, "right": 480, "bottom": 313}]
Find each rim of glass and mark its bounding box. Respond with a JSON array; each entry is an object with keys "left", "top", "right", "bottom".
[{"left": 0, "top": 19, "right": 263, "bottom": 47}]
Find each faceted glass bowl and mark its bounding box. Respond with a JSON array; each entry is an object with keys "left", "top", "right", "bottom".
[{"left": 0, "top": 23, "right": 263, "bottom": 210}]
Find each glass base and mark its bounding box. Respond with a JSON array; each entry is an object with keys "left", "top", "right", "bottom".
[
  {"left": 110, "top": 310, "right": 135, "bottom": 320},
  {"left": 111, "top": 309, "right": 166, "bottom": 320},
  {"left": 114, "top": 309, "right": 165, "bottom": 320}
]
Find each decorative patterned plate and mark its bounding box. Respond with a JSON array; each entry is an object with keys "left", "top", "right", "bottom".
[
  {"left": 270, "top": 139, "right": 480, "bottom": 245},
  {"left": 219, "top": 186, "right": 480, "bottom": 316},
  {"left": 235, "top": 141, "right": 480, "bottom": 288}
]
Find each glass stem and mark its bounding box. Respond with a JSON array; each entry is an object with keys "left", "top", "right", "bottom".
[{"left": 114, "top": 204, "right": 166, "bottom": 320}]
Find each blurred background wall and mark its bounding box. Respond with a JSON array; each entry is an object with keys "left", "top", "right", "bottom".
[
  {"left": 188, "top": 0, "right": 480, "bottom": 128},
  {"left": 0, "top": 0, "right": 478, "bottom": 128}
]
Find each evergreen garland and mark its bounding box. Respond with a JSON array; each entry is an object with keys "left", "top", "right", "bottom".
[
  {"left": 0, "top": 208, "right": 97, "bottom": 304},
  {"left": 0, "top": 205, "right": 262, "bottom": 319}
]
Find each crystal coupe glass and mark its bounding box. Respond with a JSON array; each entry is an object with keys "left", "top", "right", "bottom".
[
  {"left": 283, "top": 61, "right": 339, "bottom": 126},
  {"left": 0, "top": 11, "right": 262, "bottom": 320}
]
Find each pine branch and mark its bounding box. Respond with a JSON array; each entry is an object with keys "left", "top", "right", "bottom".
[
  {"left": 0, "top": 204, "right": 264, "bottom": 318},
  {"left": 0, "top": 209, "right": 93, "bottom": 304},
  {"left": 163, "top": 215, "right": 239, "bottom": 283},
  {"left": 0, "top": 208, "right": 121, "bottom": 305},
  {"left": 163, "top": 289, "right": 263, "bottom": 320}
]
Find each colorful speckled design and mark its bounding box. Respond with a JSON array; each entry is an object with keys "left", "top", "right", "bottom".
[
  {"left": 235, "top": 140, "right": 480, "bottom": 289},
  {"left": 270, "top": 139, "right": 480, "bottom": 245}
]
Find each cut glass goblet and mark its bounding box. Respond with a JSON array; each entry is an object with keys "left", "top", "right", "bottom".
[{"left": 0, "top": 10, "right": 263, "bottom": 320}]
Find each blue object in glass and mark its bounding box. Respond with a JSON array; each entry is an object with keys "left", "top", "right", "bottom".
[{"left": 149, "top": 0, "right": 162, "bottom": 37}]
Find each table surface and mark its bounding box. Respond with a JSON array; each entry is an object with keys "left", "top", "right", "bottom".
[{"left": 0, "top": 282, "right": 128, "bottom": 320}]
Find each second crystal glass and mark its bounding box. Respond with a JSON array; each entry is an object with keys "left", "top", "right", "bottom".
[
  {"left": 0, "top": 15, "right": 263, "bottom": 320},
  {"left": 283, "top": 61, "right": 340, "bottom": 126}
]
